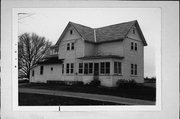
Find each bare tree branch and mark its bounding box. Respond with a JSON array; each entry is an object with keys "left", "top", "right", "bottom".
[{"left": 18, "top": 33, "right": 52, "bottom": 79}]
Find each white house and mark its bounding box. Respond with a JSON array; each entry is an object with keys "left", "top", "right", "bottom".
[{"left": 30, "top": 20, "right": 147, "bottom": 87}]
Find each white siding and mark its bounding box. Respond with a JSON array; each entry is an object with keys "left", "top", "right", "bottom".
[
  {"left": 30, "top": 23, "right": 145, "bottom": 87},
  {"left": 122, "top": 26, "right": 144, "bottom": 83},
  {"left": 84, "top": 42, "right": 95, "bottom": 56},
  {"left": 95, "top": 41, "right": 124, "bottom": 56},
  {"left": 30, "top": 64, "right": 62, "bottom": 83},
  {"left": 127, "top": 25, "right": 142, "bottom": 41},
  {"left": 58, "top": 26, "right": 84, "bottom": 59}
]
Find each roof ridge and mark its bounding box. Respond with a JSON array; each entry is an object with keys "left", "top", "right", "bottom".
[
  {"left": 96, "top": 20, "right": 137, "bottom": 29},
  {"left": 69, "top": 21, "right": 93, "bottom": 29}
]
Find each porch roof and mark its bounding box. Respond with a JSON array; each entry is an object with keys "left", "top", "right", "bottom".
[
  {"left": 37, "top": 56, "right": 63, "bottom": 65},
  {"left": 78, "top": 55, "right": 124, "bottom": 60}
]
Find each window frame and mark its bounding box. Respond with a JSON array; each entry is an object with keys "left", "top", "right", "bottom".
[
  {"left": 131, "top": 42, "right": 134, "bottom": 50},
  {"left": 70, "top": 30, "right": 73, "bottom": 35},
  {"left": 133, "top": 28, "right": 136, "bottom": 34},
  {"left": 131, "top": 64, "right": 137, "bottom": 76},
  {"left": 100, "top": 62, "right": 110, "bottom": 75},
  {"left": 79, "top": 63, "right": 83, "bottom": 74},
  {"left": 71, "top": 42, "right": 74, "bottom": 50},
  {"left": 131, "top": 64, "right": 134, "bottom": 75},
  {"left": 66, "top": 63, "right": 69, "bottom": 74},
  {"left": 89, "top": 63, "right": 93, "bottom": 74},
  {"left": 84, "top": 63, "right": 89, "bottom": 74},
  {"left": 70, "top": 63, "right": 74, "bottom": 74},
  {"left": 134, "top": 64, "right": 137, "bottom": 75},
  {"left": 67, "top": 43, "right": 70, "bottom": 51},
  {"left": 135, "top": 43, "right": 137, "bottom": 51},
  {"left": 40, "top": 66, "right": 43, "bottom": 75},
  {"left": 62, "top": 64, "right": 64, "bottom": 74},
  {"left": 105, "top": 62, "right": 110, "bottom": 74},
  {"left": 114, "top": 62, "right": 122, "bottom": 75},
  {"left": 100, "top": 62, "right": 105, "bottom": 74}
]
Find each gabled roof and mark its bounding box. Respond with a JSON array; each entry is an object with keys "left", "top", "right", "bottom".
[
  {"left": 96, "top": 21, "right": 136, "bottom": 43},
  {"left": 70, "top": 22, "right": 95, "bottom": 43},
  {"left": 55, "top": 22, "right": 94, "bottom": 45},
  {"left": 56, "top": 20, "right": 147, "bottom": 46},
  {"left": 37, "top": 55, "right": 63, "bottom": 65}
]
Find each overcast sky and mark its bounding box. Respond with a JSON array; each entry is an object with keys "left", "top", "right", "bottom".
[{"left": 18, "top": 8, "right": 161, "bottom": 78}]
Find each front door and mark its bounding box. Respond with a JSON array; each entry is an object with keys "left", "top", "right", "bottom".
[{"left": 94, "top": 63, "right": 99, "bottom": 76}]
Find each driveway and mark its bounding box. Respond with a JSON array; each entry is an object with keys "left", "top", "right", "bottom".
[{"left": 19, "top": 88, "right": 155, "bottom": 105}]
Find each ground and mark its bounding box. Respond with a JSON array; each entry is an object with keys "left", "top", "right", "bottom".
[
  {"left": 19, "top": 82, "right": 156, "bottom": 106},
  {"left": 19, "top": 93, "right": 124, "bottom": 106}
]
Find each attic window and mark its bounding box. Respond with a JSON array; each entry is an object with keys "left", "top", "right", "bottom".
[
  {"left": 70, "top": 30, "right": 73, "bottom": 35},
  {"left": 133, "top": 28, "right": 135, "bottom": 34}
]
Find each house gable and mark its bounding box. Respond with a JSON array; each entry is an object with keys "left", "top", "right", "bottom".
[
  {"left": 57, "top": 23, "right": 85, "bottom": 59},
  {"left": 125, "top": 22, "right": 147, "bottom": 46},
  {"left": 56, "top": 23, "right": 82, "bottom": 45},
  {"left": 126, "top": 25, "right": 143, "bottom": 42}
]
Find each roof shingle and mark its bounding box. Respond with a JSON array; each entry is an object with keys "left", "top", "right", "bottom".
[{"left": 56, "top": 20, "right": 147, "bottom": 46}]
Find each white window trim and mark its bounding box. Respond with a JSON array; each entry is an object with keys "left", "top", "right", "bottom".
[
  {"left": 100, "top": 62, "right": 110, "bottom": 75},
  {"left": 114, "top": 62, "right": 122, "bottom": 75}
]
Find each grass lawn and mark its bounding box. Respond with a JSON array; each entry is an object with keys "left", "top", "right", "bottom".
[
  {"left": 19, "top": 83, "right": 156, "bottom": 101},
  {"left": 19, "top": 93, "right": 123, "bottom": 106}
]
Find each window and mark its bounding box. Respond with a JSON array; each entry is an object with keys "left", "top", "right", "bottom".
[
  {"left": 40, "top": 66, "right": 43, "bottom": 75},
  {"left": 89, "top": 63, "right": 93, "bottom": 74},
  {"left": 83, "top": 63, "right": 93, "bottom": 75},
  {"left": 70, "top": 30, "right": 73, "bottom": 34},
  {"left": 131, "top": 42, "right": 138, "bottom": 51},
  {"left": 79, "top": 63, "right": 83, "bottom": 74},
  {"left": 66, "top": 63, "right": 69, "bottom": 74},
  {"left": 114, "top": 62, "right": 118, "bottom": 74},
  {"left": 62, "top": 64, "right": 64, "bottom": 74},
  {"left": 133, "top": 28, "right": 135, "bottom": 34},
  {"left": 106, "top": 62, "right": 110, "bottom": 74},
  {"left": 114, "top": 62, "right": 121, "bottom": 74},
  {"left": 135, "top": 64, "right": 137, "bottom": 75},
  {"left": 84, "top": 63, "right": 88, "bottom": 74},
  {"left": 100, "top": 62, "right": 110, "bottom": 74},
  {"left": 131, "top": 42, "right": 134, "bottom": 50},
  {"left": 131, "top": 64, "right": 137, "bottom": 75},
  {"left": 118, "top": 62, "right": 121, "bottom": 74},
  {"left": 67, "top": 42, "right": 75, "bottom": 51},
  {"left": 100, "top": 62, "right": 105, "bottom": 74},
  {"left": 131, "top": 64, "right": 134, "bottom": 75},
  {"left": 71, "top": 42, "right": 74, "bottom": 50},
  {"left": 67, "top": 43, "right": 70, "bottom": 51},
  {"left": 54, "top": 48, "right": 58, "bottom": 54},
  {"left": 71, "top": 63, "right": 74, "bottom": 73},
  {"left": 51, "top": 67, "right": 53, "bottom": 71},
  {"left": 32, "top": 70, "right": 34, "bottom": 77},
  {"left": 135, "top": 43, "right": 137, "bottom": 51}
]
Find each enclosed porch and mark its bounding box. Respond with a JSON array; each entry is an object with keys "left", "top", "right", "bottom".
[{"left": 78, "top": 55, "right": 124, "bottom": 87}]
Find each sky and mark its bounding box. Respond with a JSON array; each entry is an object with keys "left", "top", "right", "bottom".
[{"left": 18, "top": 8, "right": 161, "bottom": 78}]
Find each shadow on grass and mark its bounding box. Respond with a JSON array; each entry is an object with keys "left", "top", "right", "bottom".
[
  {"left": 19, "top": 82, "right": 156, "bottom": 101},
  {"left": 19, "top": 93, "right": 124, "bottom": 106}
]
